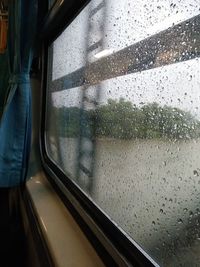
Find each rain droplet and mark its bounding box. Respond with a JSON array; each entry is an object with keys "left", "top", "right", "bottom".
[
  {"left": 177, "top": 218, "right": 183, "bottom": 224},
  {"left": 189, "top": 211, "right": 194, "bottom": 218},
  {"left": 188, "top": 75, "right": 192, "bottom": 81}
]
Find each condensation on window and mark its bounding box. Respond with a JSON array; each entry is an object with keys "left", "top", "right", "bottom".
[{"left": 46, "top": 0, "right": 200, "bottom": 266}]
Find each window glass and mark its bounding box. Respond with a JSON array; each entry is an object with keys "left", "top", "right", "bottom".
[{"left": 46, "top": 0, "right": 200, "bottom": 265}]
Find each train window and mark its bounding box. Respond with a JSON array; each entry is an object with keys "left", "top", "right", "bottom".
[{"left": 45, "top": 0, "right": 200, "bottom": 265}]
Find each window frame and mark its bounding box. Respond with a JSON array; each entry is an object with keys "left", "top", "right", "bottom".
[{"left": 40, "top": 0, "right": 160, "bottom": 266}]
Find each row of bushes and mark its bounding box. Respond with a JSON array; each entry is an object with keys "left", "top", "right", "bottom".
[{"left": 50, "top": 98, "right": 200, "bottom": 140}]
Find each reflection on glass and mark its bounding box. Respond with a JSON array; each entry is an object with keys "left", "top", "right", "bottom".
[{"left": 46, "top": 0, "right": 200, "bottom": 265}]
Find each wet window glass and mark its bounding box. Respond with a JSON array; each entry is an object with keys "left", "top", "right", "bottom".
[{"left": 46, "top": 0, "right": 200, "bottom": 265}]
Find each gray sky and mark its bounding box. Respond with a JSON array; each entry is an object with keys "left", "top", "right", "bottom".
[{"left": 51, "top": 0, "right": 200, "bottom": 118}]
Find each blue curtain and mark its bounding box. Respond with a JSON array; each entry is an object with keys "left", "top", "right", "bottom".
[
  {"left": 0, "top": 0, "right": 37, "bottom": 187},
  {"left": 0, "top": 52, "right": 9, "bottom": 118}
]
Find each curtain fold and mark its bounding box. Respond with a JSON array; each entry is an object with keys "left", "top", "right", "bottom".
[
  {"left": 0, "top": 0, "right": 37, "bottom": 187},
  {"left": 0, "top": 52, "right": 9, "bottom": 118}
]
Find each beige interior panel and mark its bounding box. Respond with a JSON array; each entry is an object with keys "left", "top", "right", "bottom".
[{"left": 26, "top": 172, "right": 105, "bottom": 267}]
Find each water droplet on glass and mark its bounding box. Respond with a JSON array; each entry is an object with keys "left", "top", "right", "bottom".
[
  {"left": 189, "top": 211, "right": 194, "bottom": 218},
  {"left": 188, "top": 75, "right": 192, "bottom": 81},
  {"left": 177, "top": 218, "right": 183, "bottom": 224}
]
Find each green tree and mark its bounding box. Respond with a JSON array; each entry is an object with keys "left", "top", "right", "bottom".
[{"left": 51, "top": 99, "right": 200, "bottom": 140}]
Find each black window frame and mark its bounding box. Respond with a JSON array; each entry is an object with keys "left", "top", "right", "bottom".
[{"left": 39, "top": 0, "right": 161, "bottom": 266}]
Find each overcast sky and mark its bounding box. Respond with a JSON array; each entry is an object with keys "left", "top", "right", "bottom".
[{"left": 51, "top": 0, "right": 200, "bottom": 118}]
